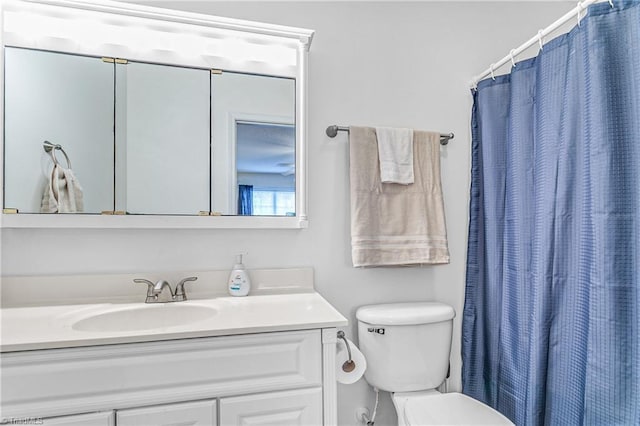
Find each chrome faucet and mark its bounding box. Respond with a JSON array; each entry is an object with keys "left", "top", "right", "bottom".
[
  {"left": 153, "top": 280, "right": 173, "bottom": 299},
  {"left": 133, "top": 277, "right": 198, "bottom": 303}
]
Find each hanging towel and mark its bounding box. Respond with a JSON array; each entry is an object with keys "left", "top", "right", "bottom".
[
  {"left": 375, "top": 126, "right": 414, "bottom": 184},
  {"left": 41, "top": 165, "right": 84, "bottom": 213},
  {"left": 350, "top": 126, "right": 449, "bottom": 267}
]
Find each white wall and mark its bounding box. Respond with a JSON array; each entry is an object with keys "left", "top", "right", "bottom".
[{"left": 1, "top": 2, "right": 573, "bottom": 425}]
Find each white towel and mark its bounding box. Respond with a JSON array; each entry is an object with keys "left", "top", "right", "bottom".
[
  {"left": 350, "top": 127, "right": 449, "bottom": 267},
  {"left": 41, "top": 165, "right": 84, "bottom": 213},
  {"left": 375, "top": 126, "right": 414, "bottom": 184}
]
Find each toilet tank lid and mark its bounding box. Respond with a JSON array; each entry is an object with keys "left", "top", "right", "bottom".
[{"left": 356, "top": 302, "right": 455, "bottom": 325}]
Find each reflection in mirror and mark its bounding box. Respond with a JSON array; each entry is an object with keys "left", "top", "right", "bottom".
[
  {"left": 210, "top": 72, "right": 295, "bottom": 216},
  {"left": 115, "top": 61, "right": 210, "bottom": 215},
  {"left": 236, "top": 122, "right": 295, "bottom": 216},
  {"left": 4, "top": 49, "right": 298, "bottom": 218},
  {"left": 4, "top": 48, "right": 115, "bottom": 214}
]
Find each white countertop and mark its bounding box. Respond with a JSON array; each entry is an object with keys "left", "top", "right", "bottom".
[{"left": 1, "top": 293, "right": 348, "bottom": 352}]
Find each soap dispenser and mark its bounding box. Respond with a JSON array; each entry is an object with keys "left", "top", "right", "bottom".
[{"left": 228, "top": 254, "right": 251, "bottom": 296}]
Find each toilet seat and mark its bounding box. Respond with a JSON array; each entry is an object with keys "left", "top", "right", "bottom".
[{"left": 396, "top": 391, "right": 514, "bottom": 426}]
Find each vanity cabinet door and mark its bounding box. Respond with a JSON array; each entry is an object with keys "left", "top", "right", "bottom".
[
  {"left": 219, "top": 387, "right": 322, "bottom": 426},
  {"left": 116, "top": 400, "right": 217, "bottom": 426},
  {"left": 41, "top": 411, "right": 114, "bottom": 426}
]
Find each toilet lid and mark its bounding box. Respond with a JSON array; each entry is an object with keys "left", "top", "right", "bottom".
[{"left": 404, "top": 393, "right": 513, "bottom": 426}]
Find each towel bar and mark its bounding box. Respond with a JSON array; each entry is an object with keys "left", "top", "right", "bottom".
[{"left": 326, "top": 125, "right": 454, "bottom": 145}]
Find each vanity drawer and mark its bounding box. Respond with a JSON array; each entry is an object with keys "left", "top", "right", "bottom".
[{"left": 1, "top": 329, "right": 321, "bottom": 419}]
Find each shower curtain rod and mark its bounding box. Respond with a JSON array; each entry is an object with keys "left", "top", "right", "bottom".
[
  {"left": 325, "top": 125, "right": 455, "bottom": 146},
  {"left": 469, "top": 0, "right": 612, "bottom": 88}
]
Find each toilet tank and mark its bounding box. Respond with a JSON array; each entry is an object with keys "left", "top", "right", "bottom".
[{"left": 356, "top": 302, "right": 455, "bottom": 393}]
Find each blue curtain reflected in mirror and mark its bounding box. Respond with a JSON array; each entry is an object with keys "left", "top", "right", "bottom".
[{"left": 237, "top": 185, "right": 253, "bottom": 216}]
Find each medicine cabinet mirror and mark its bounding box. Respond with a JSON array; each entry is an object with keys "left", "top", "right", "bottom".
[{"left": 1, "top": 0, "right": 313, "bottom": 229}]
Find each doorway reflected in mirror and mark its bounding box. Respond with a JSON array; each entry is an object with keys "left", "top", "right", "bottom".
[{"left": 236, "top": 122, "right": 295, "bottom": 216}]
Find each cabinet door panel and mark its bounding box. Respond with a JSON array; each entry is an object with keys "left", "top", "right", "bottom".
[
  {"left": 118, "top": 61, "right": 210, "bottom": 215},
  {"left": 116, "top": 400, "right": 216, "bottom": 426},
  {"left": 1, "top": 330, "right": 319, "bottom": 419},
  {"left": 220, "top": 388, "right": 322, "bottom": 426},
  {"left": 42, "top": 411, "right": 114, "bottom": 426}
]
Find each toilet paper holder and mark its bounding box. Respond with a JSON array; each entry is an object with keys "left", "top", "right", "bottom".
[{"left": 337, "top": 330, "right": 356, "bottom": 372}]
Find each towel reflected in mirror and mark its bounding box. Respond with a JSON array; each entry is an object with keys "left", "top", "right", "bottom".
[{"left": 41, "top": 165, "right": 84, "bottom": 213}]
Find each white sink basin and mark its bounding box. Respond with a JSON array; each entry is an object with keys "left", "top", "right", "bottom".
[{"left": 72, "top": 303, "right": 218, "bottom": 332}]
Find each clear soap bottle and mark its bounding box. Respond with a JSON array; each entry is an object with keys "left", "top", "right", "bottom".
[{"left": 228, "top": 254, "right": 251, "bottom": 296}]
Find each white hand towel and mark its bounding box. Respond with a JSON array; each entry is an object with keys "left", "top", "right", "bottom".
[
  {"left": 350, "top": 127, "right": 450, "bottom": 267},
  {"left": 41, "top": 165, "right": 84, "bottom": 213},
  {"left": 375, "top": 126, "right": 414, "bottom": 184}
]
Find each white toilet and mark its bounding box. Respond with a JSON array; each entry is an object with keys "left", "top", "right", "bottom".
[{"left": 356, "top": 302, "right": 513, "bottom": 426}]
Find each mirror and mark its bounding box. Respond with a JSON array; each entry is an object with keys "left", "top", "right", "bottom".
[
  {"left": 3, "top": 48, "right": 296, "bottom": 217},
  {"left": 4, "top": 48, "right": 115, "bottom": 214},
  {"left": 210, "top": 71, "right": 295, "bottom": 216},
  {"left": 116, "top": 61, "right": 211, "bottom": 216}
]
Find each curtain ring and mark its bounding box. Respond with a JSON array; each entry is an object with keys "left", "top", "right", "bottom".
[
  {"left": 538, "top": 30, "right": 544, "bottom": 51},
  {"left": 490, "top": 63, "right": 496, "bottom": 81},
  {"left": 509, "top": 49, "right": 517, "bottom": 69},
  {"left": 577, "top": 2, "right": 583, "bottom": 27}
]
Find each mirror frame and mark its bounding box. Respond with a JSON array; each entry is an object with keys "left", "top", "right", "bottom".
[{"left": 0, "top": 0, "right": 313, "bottom": 229}]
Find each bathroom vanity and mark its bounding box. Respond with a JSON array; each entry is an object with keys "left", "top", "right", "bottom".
[
  {"left": 0, "top": 2, "right": 331, "bottom": 421},
  {"left": 0, "top": 269, "right": 347, "bottom": 425}
]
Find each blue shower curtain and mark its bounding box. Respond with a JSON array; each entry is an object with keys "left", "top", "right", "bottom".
[{"left": 462, "top": 2, "right": 640, "bottom": 425}]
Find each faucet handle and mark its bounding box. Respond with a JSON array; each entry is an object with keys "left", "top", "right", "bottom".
[
  {"left": 134, "top": 278, "right": 157, "bottom": 302},
  {"left": 174, "top": 276, "right": 198, "bottom": 301}
]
